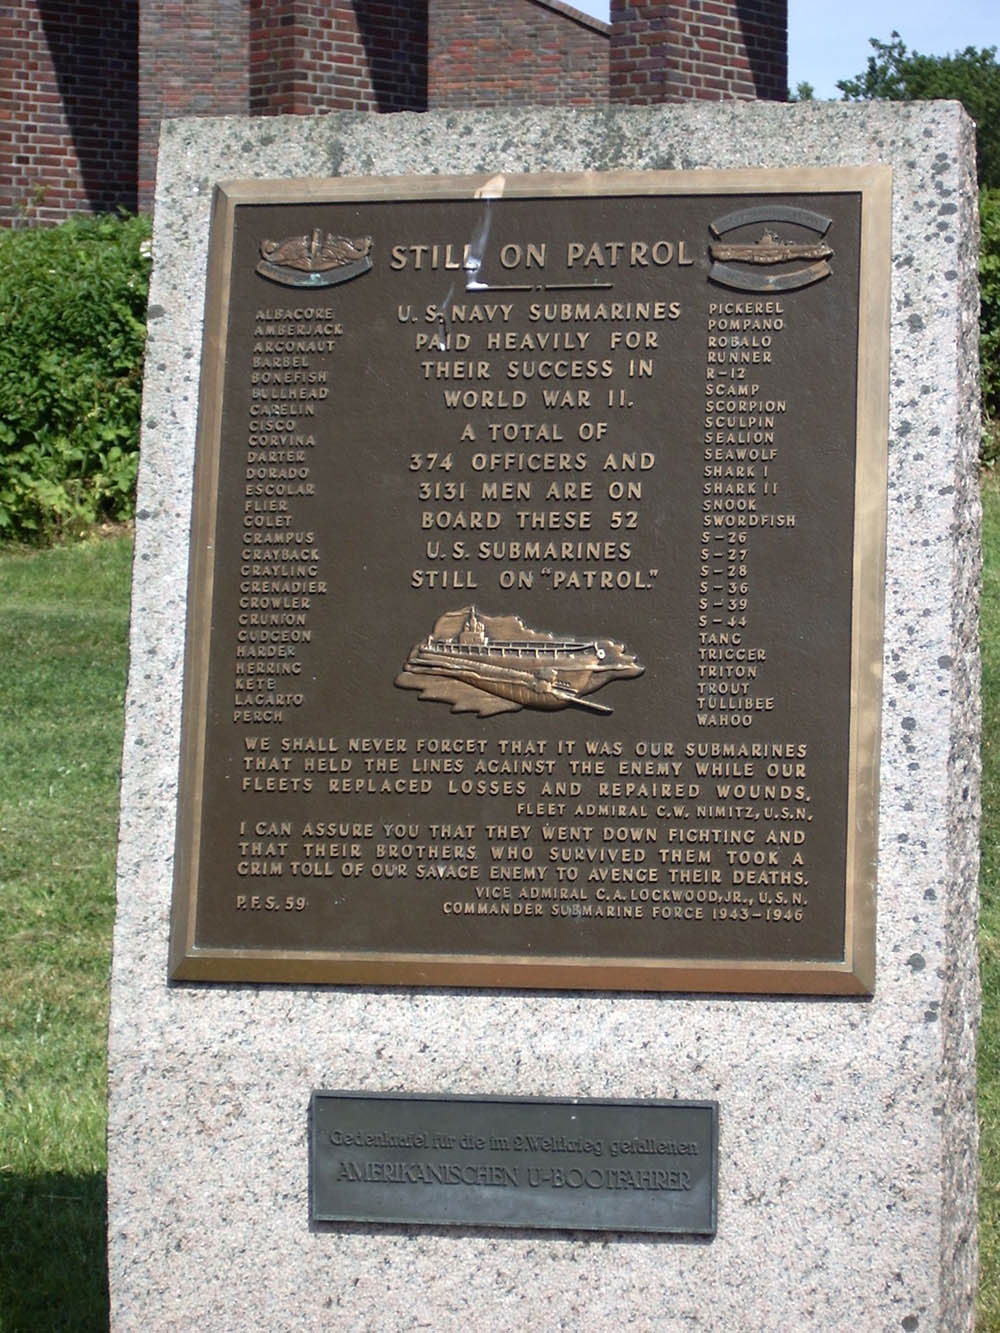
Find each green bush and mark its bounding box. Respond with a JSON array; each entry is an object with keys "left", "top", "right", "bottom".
[
  {"left": 0, "top": 213, "right": 151, "bottom": 541},
  {"left": 982, "top": 189, "right": 1000, "bottom": 466}
]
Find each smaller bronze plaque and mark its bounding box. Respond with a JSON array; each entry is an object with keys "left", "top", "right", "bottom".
[{"left": 310, "top": 1091, "right": 717, "bottom": 1234}]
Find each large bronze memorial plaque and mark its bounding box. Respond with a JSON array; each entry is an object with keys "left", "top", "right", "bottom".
[{"left": 170, "top": 168, "right": 889, "bottom": 993}]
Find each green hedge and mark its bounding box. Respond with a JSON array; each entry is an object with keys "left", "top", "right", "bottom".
[
  {"left": 982, "top": 189, "right": 1000, "bottom": 466},
  {"left": 0, "top": 214, "right": 151, "bottom": 541}
]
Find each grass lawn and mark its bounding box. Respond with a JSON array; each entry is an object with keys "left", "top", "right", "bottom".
[
  {"left": 980, "top": 476, "right": 1000, "bottom": 1329},
  {"left": 0, "top": 506, "right": 997, "bottom": 1327},
  {"left": 0, "top": 534, "right": 131, "bottom": 1332}
]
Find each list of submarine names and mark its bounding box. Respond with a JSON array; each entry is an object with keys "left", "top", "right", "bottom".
[{"left": 235, "top": 304, "right": 340, "bottom": 725}]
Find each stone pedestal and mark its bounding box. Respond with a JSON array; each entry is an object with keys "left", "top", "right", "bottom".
[{"left": 109, "top": 103, "right": 980, "bottom": 1330}]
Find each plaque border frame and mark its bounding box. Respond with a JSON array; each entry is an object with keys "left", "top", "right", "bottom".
[{"left": 169, "top": 166, "right": 889, "bottom": 995}]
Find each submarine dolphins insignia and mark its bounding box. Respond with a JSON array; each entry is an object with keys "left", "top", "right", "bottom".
[
  {"left": 256, "top": 229, "right": 373, "bottom": 287},
  {"left": 396, "top": 607, "right": 643, "bottom": 717},
  {"left": 709, "top": 204, "right": 833, "bottom": 293}
]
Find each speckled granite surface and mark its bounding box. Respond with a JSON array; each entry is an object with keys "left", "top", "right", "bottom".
[{"left": 108, "top": 104, "right": 980, "bottom": 1331}]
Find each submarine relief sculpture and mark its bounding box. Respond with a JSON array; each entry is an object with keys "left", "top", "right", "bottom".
[{"left": 396, "top": 607, "right": 643, "bottom": 716}]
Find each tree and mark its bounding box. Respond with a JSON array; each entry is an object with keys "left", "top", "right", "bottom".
[
  {"left": 980, "top": 190, "right": 1000, "bottom": 458},
  {"left": 837, "top": 33, "right": 1000, "bottom": 188}
]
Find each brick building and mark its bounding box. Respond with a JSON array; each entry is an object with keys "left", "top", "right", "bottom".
[{"left": 2, "top": 0, "right": 787, "bottom": 225}]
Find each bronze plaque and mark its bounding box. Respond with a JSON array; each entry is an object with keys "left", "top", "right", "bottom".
[
  {"left": 310, "top": 1092, "right": 718, "bottom": 1234},
  {"left": 169, "top": 168, "right": 889, "bottom": 993}
]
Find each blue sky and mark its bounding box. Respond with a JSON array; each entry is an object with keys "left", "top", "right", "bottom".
[{"left": 569, "top": 1, "right": 997, "bottom": 99}]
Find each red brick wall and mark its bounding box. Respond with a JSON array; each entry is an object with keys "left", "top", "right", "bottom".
[
  {"left": 0, "top": 0, "right": 138, "bottom": 225},
  {"left": 429, "top": 0, "right": 609, "bottom": 109},
  {"left": 138, "top": 0, "right": 249, "bottom": 213},
  {"left": 610, "top": 0, "right": 787, "bottom": 103},
  {"left": 3, "top": 0, "right": 789, "bottom": 227},
  {"left": 249, "top": 1, "right": 427, "bottom": 116}
]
